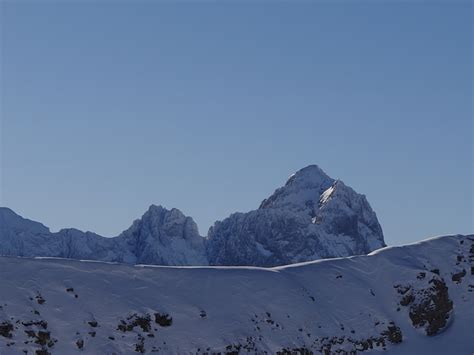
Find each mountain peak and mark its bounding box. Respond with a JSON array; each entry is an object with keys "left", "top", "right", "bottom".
[
  {"left": 146, "top": 204, "right": 167, "bottom": 215},
  {"left": 208, "top": 164, "right": 385, "bottom": 266},
  {"left": 0, "top": 207, "right": 50, "bottom": 234},
  {"left": 0, "top": 207, "right": 21, "bottom": 220},
  {"left": 139, "top": 205, "right": 191, "bottom": 232},
  {"left": 119, "top": 204, "right": 207, "bottom": 265},
  {"left": 259, "top": 164, "right": 334, "bottom": 211},
  {"left": 285, "top": 164, "right": 330, "bottom": 186}
]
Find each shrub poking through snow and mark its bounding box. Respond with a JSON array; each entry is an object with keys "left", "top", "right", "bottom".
[{"left": 154, "top": 313, "right": 172, "bottom": 327}]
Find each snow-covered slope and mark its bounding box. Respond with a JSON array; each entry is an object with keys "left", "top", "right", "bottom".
[
  {"left": 0, "top": 165, "right": 384, "bottom": 266},
  {"left": 0, "top": 234, "right": 472, "bottom": 354},
  {"left": 207, "top": 165, "right": 385, "bottom": 266}
]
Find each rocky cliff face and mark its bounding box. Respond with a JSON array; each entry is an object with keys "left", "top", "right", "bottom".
[
  {"left": 206, "top": 165, "right": 385, "bottom": 266},
  {"left": 0, "top": 165, "right": 385, "bottom": 266},
  {"left": 119, "top": 205, "right": 207, "bottom": 265}
]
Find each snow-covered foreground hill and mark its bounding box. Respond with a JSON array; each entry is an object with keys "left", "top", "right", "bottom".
[{"left": 0, "top": 234, "right": 472, "bottom": 355}]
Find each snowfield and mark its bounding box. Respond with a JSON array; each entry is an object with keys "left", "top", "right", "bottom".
[{"left": 0, "top": 234, "right": 472, "bottom": 354}]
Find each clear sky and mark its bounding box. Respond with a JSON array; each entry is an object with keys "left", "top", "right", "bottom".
[{"left": 1, "top": 1, "right": 472, "bottom": 246}]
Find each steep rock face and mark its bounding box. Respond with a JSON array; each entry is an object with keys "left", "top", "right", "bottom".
[
  {"left": 206, "top": 165, "right": 385, "bottom": 266},
  {"left": 119, "top": 205, "right": 207, "bottom": 265}
]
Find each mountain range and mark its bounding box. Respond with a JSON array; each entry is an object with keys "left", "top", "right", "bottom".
[{"left": 0, "top": 165, "right": 385, "bottom": 267}]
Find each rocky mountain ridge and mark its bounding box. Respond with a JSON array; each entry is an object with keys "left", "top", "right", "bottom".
[{"left": 0, "top": 165, "right": 384, "bottom": 266}]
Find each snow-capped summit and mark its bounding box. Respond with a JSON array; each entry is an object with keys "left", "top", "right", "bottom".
[
  {"left": 206, "top": 165, "right": 385, "bottom": 266},
  {"left": 259, "top": 164, "right": 334, "bottom": 212}
]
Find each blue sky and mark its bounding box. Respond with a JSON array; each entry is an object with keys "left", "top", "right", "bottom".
[{"left": 1, "top": 2, "right": 472, "bottom": 245}]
